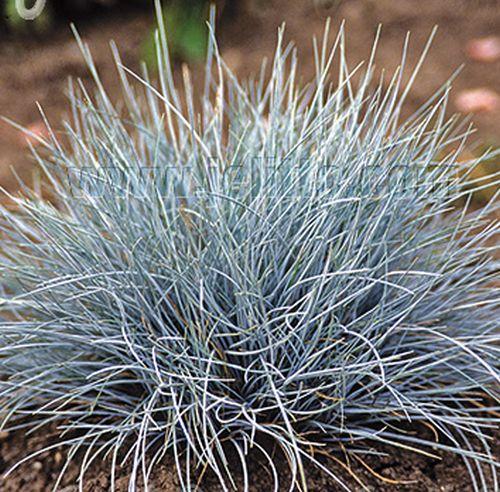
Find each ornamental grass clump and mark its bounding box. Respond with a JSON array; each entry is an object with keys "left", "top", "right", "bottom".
[{"left": 0, "top": 5, "right": 499, "bottom": 491}]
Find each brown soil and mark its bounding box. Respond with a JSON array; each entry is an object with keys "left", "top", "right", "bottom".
[
  {"left": 0, "top": 8, "right": 152, "bottom": 194},
  {"left": 0, "top": 425, "right": 497, "bottom": 491},
  {"left": 0, "top": 0, "right": 498, "bottom": 490}
]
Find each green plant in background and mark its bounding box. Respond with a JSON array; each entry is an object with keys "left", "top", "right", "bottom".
[
  {"left": 4, "top": 0, "right": 52, "bottom": 32},
  {"left": 2, "top": 1, "right": 151, "bottom": 32},
  {"left": 142, "top": 0, "right": 209, "bottom": 67},
  {"left": 2, "top": 0, "right": 210, "bottom": 65}
]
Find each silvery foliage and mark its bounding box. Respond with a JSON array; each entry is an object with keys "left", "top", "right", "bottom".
[{"left": 0, "top": 3, "right": 498, "bottom": 491}]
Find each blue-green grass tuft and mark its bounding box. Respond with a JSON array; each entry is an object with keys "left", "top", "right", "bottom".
[{"left": 0, "top": 3, "right": 499, "bottom": 490}]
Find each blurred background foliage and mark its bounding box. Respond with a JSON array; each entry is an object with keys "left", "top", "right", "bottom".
[
  {"left": 3, "top": 1, "right": 155, "bottom": 33},
  {"left": 3, "top": 1, "right": 212, "bottom": 64},
  {"left": 4, "top": 0, "right": 53, "bottom": 32},
  {"left": 141, "top": 0, "right": 209, "bottom": 66}
]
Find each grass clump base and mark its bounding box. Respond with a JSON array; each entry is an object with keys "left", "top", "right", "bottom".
[{"left": 0, "top": 3, "right": 499, "bottom": 490}]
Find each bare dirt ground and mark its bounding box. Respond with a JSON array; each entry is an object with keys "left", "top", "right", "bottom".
[
  {"left": 0, "top": 0, "right": 498, "bottom": 490},
  {"left": 1, "top": 424, "right": 498, "bottom": 491}
]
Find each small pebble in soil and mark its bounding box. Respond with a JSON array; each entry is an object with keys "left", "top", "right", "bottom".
[
  {"left": 455, "top": 88, "right": 499, "bottom": 113},
  {"left": 54, "top": 451, "right": 63, "bottom": 465},
  {"left": 466, "top": 36, "right": 500, "bottom": 63}
]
